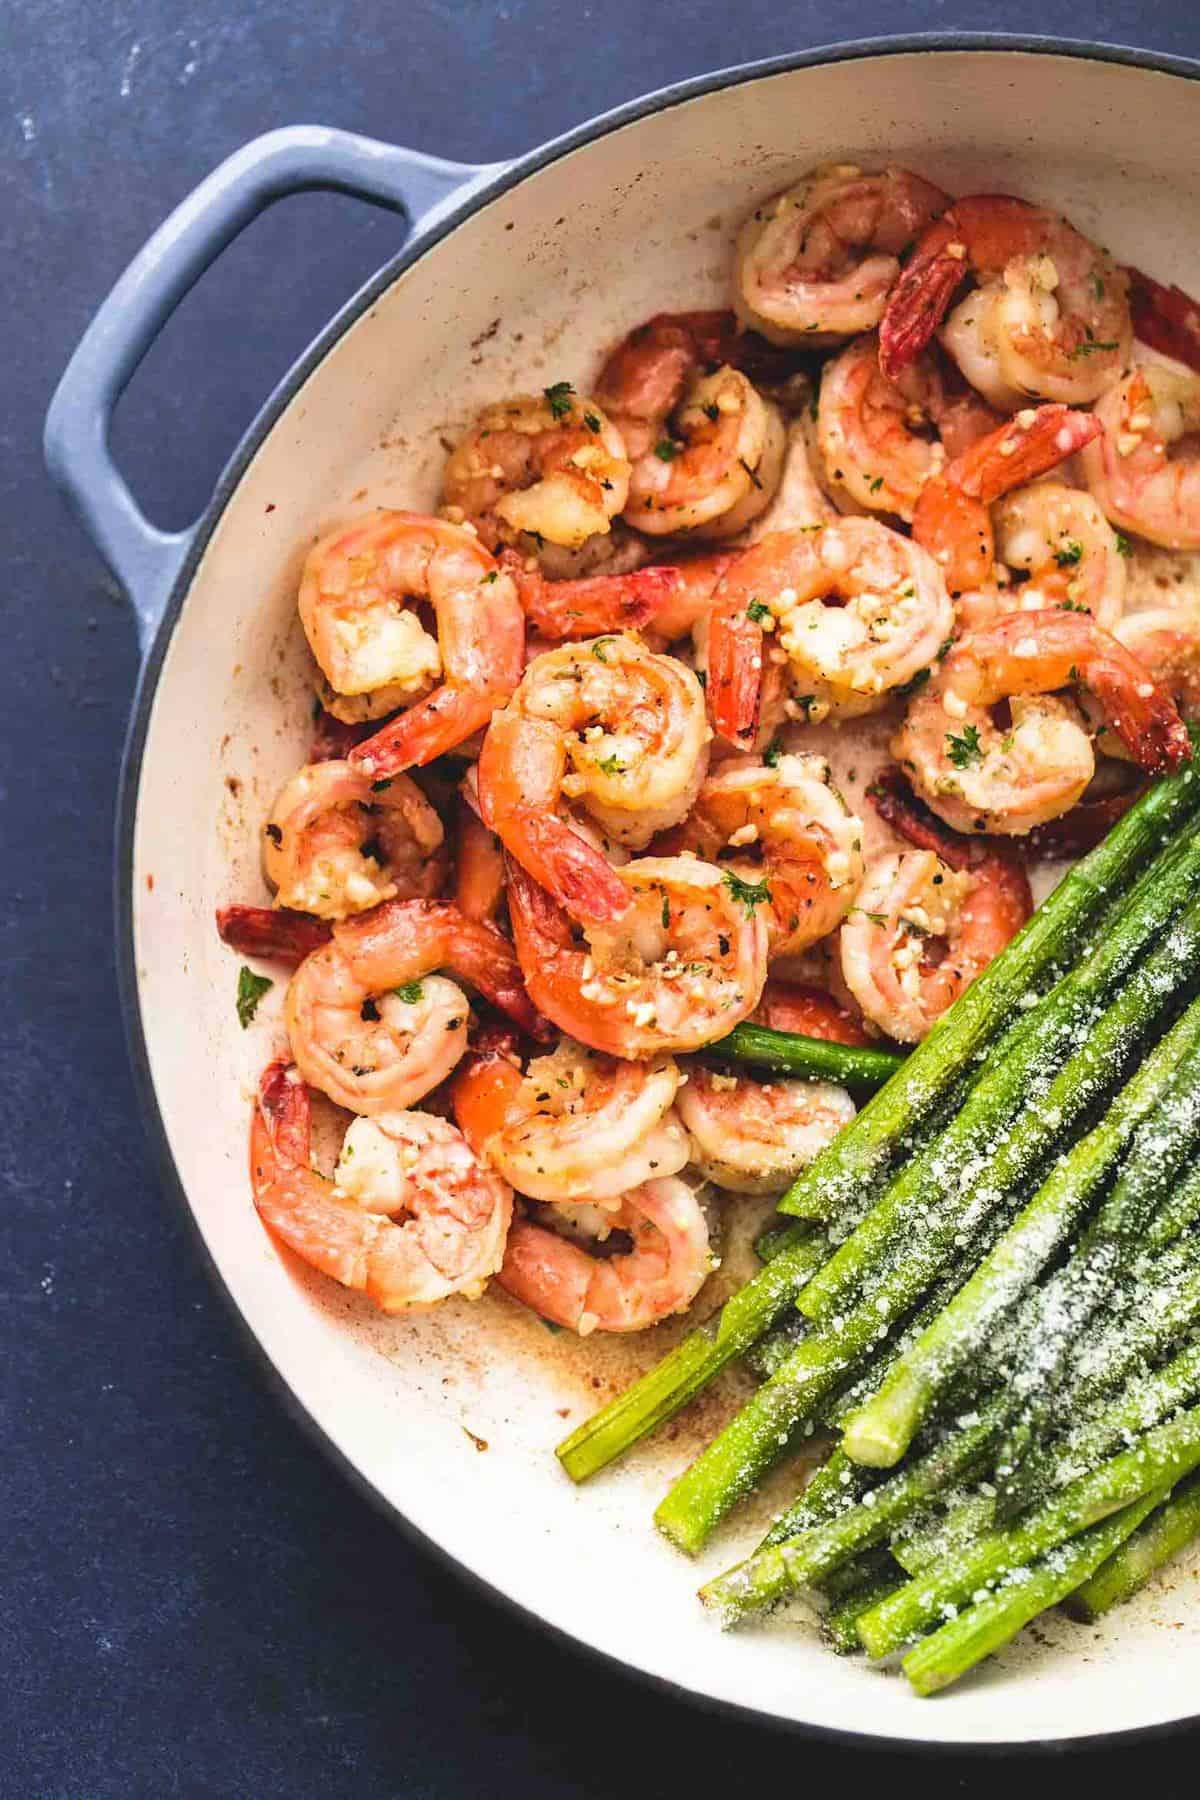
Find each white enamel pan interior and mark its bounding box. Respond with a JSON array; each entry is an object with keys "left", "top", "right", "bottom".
[{"left": 111, "top": 42, "right": 1200, "bottom": 1748}]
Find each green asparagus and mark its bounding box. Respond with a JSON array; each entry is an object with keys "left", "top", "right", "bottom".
[
  {"left": 701, "top": 1022, "right": 904, "bottom": 1097},
  {"left": 1062, "top": 1468, "right": 1200, "bottom": 1620}
]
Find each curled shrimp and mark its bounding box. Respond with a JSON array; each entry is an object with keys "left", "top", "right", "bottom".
[
  {"left": 1081, "top": 366, "right": 1200, "bottom": 551},
  {"left": 658, "top": 752, "right": 864, "bottom": 961},
  {"left": 441, "top": 388, "right": 630, "bottom": 554},
  {"left": 981, "top": 482, "right": 1127, "bottom": 631},
  {"left": 477, "top": 634, "right": 710, "bottom": 922},
  {"left": 893, "top": 610, "right": 1190, "bottom": 835},
  {"left": 707, "top": 519, "right": 953, "bottom": 748},
  {"left": 840, "top": 845, "right": 1031, "bottom": 1043},
  {"left": 494, "top": 1175, "right": 714, "bottom": 1335},
  {"left": 595, "top": 314, "right": 785, "bottom": 538},
  {"left": 451, "top": 1035, "right": 687, "bottom": 1203},
  {"left": 505, "top": 854, "right": 768, "bottom": 1059},
  {"left": 1116, "top": 604, "right": 1200, "bottom": 720},
  {"left": 816, "top": 333, "right": 999, "bottom": 521},
  {"left": 297, "top": 511, "right": 523, "bottom": 774},
  {"left": 261, "top": 760, "right": 446, "bottom": 920},
  {"left": 734, "top": 164, "right": 951, "bottom": 346},
  {"left": 880, "top": 194, "right": 1132, "bottom": 407},
  {"left": 676, "top": 1063, "right": 855, "bottom": 1196},
  {"left": 284, "top": 897, "right": 542, "bottom": 1115},
  {"left": 251, "top": 1063, "right": 511, "bottom": 1312},
  {"left": 911, "top": 403, "right": 1102, "bottom": 597}
]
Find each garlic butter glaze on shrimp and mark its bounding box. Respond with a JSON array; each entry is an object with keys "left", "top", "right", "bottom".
[
  {"left": 252, "top": 1063, "right": 511, "bottom": 1312},
  {"left": 983, "top": 482, "right": 1127, "bottom": 630},
  {"left": 595, "top": 313, "right": 785, "bottom": 539},
  {"left": 840, "top": 848, "right": 1031, "bottom": 1043},
  {"left": 660, "top": 753, "right": 865, "bottom": 961},
  {"left": 298, "top": 511, "right": 523, "bottom": 772},
  {"left": 735, "top": 165, "right": 950, "bottom": 346},
  {"left": 441, "top": 388, "right": 631, "bottom": 555},
  {"left": 817, "top": 333, "right": 999, "bottom": 522},
  {"left": 451, "top": 1035, "right": 688, "bottom": 1203},
  {"left": 506, "top": 855, "right": 767, "bottom": 1058},
  {"left": 478, "top": 634, "right": 709, "bottom": 922},
  {"left": 707, "top": 519, "right": 953, "bottom": 749},
  {"left": 894, "top": 611, "right": 1190, "bottom": 835},
  {"left": 676, "top": 1064, "right": 855, "bottom": 1196},
  {"left": 262, "top": 761, "right": 446, "bottom": 920},
  {"left": 495, "top": 1176, "right": 714, "bottom": 1335},
  {"left": 285, "top": 898, "right": 542, "bottom": 1115},
  {"left": 880, "top": 195, "right": 1132, "bottom": 408},
  {"left": 1116, "top": 604, "right": 1200, "bottom": 721},
  {"left": 1081, "top": 366, "right": 1200, "bottom": 551}
]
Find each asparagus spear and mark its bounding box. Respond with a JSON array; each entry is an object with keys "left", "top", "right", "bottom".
[
  {"left": 902, "top": 1487, "right": 1168, "bottom": 1696},
  {"left": 555, "top": 1227, "right": 828, "bottom": 1482},
  {"left": 855, "top": 1404, "right": 1200, "bottom": 1659},
  {"left": 799, "top": 830, "right": 1200, "bottom": 1324},
  {"left": 656, "top": 904, "right": 1200, "bottom": 1552},
  {"left": 841, "top": 980, "right": 1200, "bottom": 1469},
  {"left": 776, "top": 760, "right": 1200, "bottom": 1225},
  {"left": 1062, "top": 1468, "right": 1200, "bottom": 1621},
  {"left": 698, "top": 1397, "right": 1008, "bottom": 1625},
  {"left": 1148, "top": 1149, "right": 1200, "bottom": 1248},
  {"left": 701, "top": 1023, "right": 904, "bottom": 1097},
  {"left": 822, "top": 1561, "right": 908, "bottom": 1654}
]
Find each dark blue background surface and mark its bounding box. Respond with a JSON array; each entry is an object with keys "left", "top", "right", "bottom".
[{"left": 6, "top": 5, "right": 1199, "bottom": 1794}]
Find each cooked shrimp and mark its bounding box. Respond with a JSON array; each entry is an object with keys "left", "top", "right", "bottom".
[
  {"left": 477, "top": 634, "right": 710, "bottom": 921},
  {"left": 285, "top": 898, "right": 542, "bottom": 1115},
  {"left": 251, "top": 1062, "right": 511, "bottom": 1311},
  {"left": 261, "top": 760, "right": 446, "bottom": 920},
  {"left": 676, "top": 1063, "right": 855, "bottom": 1195},
  {"left": 298, "top": 511, "right": 523, "bottom": 773},
  {"left": 1081, "top": 366, "right": 1200, "bottom": 551},
  {"left": 452, "top": 1036, "right": 687, "bottom": 1202},
  {"left": 1116, "top": 604, "right": 1200, "bottom": 720},
  {"left": 505, "top": 854, "right": 767, "bottom": 1058},
  {"left": 911, "top": 403, "right": 1102, "bottom": 597},
  {"left": 880, "top": 195, "right": 1132, "bottom": 407},
  {"left": 706, "top": 519, "right": 953, "bottom": 748},
  {"left": 893, "top": 610, "right": 1190, "bottom": 834},
  {"left": 596, "top": 315, "right": 785, "bottom": 538},
  {"left": 217, "top": 905, "right": 332, "bottom": 965},
  {"left": 441, "top": 388, "right": 630, "bottom": 554},
  {"left": 752, "top": 980, "right": 871, "bottom": 1045},
  {"left": 817, "top": 333, "right": 999, "bottom": 521},
  {"left": 840, "top": 846, "right": 1031, "bottom": 1042},
  {"left": 1125, "top": 265, "right": 1200, "bottom": 374},
  {"left": 505, "top": 557, "right": 683, "bottom": 640},
  {"left": 495, "top": 1175, "right": 713, "bottom": 1334},
  {"left": 658, "top": 752, "right": 865, "bottom": 960},
  {"left": 735, "top": 165, "right": 950, "bottom": 346},
  {"left": 988, "top": 482, "right": 1127, "bottom": 629}
]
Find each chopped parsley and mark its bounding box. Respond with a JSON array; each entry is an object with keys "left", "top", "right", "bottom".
[
  {"left": 1053, "top": 540, "right": 1084, "bottom": 568},
  {"left": 544, "top": 380, "right": 574, "bottom": 419},
  {"left": 236, "top": 967, "right": 272, "bottom": 1029},
  {"left": 660, "top": 891, "right": 671, "bottom": 930},
  {"left": 654, "top": 439, "right": 679, "bottom": 462},
  {"left": 394, "top": 980, "right": 424, "bottom": 1004},
  {"left": 747, "top": 598, "right": 772, "bottom": 625},
  {"left": 371, "top": 778, "right": 392, "bottom": 792},
  {"left": 1058, "top": 599, "right": 1089, "bottom": 613},
  {"left": 483, "top": 570, "right": 498, "bottom": 584},
  {"left": 583, "top": 411, "right": 601, "bottom": 433},
  {"left": 762, "top": 736, "right": 784, "bottom": 768},
  {"left": 896, "top": 665, "right": 932, "bottom": 700},
  {"left": 592, "top": 636, "right": 618, "bottom": 663},
  {"left": 945, "top": 723, "right": 984, "bottom": 769},
  {"left": 595, "top": 753, "right": 624, "bottom": 776},
  {"left": 1115, "top": 533, "right": 1132, "bottom": 558},
  {"left": 1071, "top": 339, "right": 1118, "bottom": 359},
  {"left": 868, "top": 475, "right": 884, "bottom": 494},
  {"left": 1090, "top": 274, "right": 1106, "bottom": 301},
  {"left": 722, "top": 870, "right": 773, "bottom": 915}
]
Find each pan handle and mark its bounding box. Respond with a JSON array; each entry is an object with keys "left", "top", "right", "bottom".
[{"left": 44, "top": 125, "right": 501, "bottom": 652}]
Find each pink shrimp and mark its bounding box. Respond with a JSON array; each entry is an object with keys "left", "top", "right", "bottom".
[
  {"left": 505, "top": 854, "right": 767, "bottom": 1060},
  {"left": 261, "top": 760, "right": 446, "bottom": 919},
  {"left": 911, "top": 404, "right": 1102, "bottom": 596},
  {"left": 251, "top": 1062, "right": 511, "bottom": 1312},
  {"left": 284, "top": 897, "right": 545, "bottom": 1115},
  {"left": 477, "top": 634, "right": 709, "bottom": 922},
  {"left": 1081, "top": 366, "right": 1200, "bottom": 552},
  {"left": 879, "top": 195, "right": 1132, "bottom": 407},
  {"left": 296, "top": 511, "right": 523, "bottom": 775},
  {"left": 454, "top": 797, "right": 506, "bottom": 923},
  {"left": 495, "top": 1176, "right": 713, "bottom": 1335},
  {"left": 1116, "top": 605, "right": 1200, "bottom": 720},
  {"left": 217, "top": 905, "right": 332, "bottom": 966}
]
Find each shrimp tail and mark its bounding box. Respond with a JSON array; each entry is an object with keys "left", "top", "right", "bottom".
[
  {"left": 506, "top": 811, "right": 631, "bottom": 922},
  {"left": 1124, "top": 265, "right": 1200, "bottom": 375},
  {"left": 256, "top": 1059, "right": 312, "bottom": 1164},
  {"left": 707, "top": 593, "right": 764, "bottom": 748},
  {"left": 878, "top": 226, "right": 965, "bottom": 381},
  {"left": 870, "top": 770, "right": 1033, "bottom": 920},
  {"left": 216, "top": 904, "right": 333, "bottom": 965},
  {"left": 911, "top": 475, "right": 993, "bottom": 595},
  {"left": 952, "top": 405, "right": 1103, "bottom": 505},
  {"left": 1086, "top": 639, "right": 1193, "bottom": 775},
  {"left": 351, "top": 687, "right": 498, "bottom": 776},
  {"left": 509, "top": 559, "right": 682, "bottom": 639}
]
